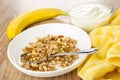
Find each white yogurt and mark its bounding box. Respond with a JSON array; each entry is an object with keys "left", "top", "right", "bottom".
[{"left": 69, "top": 4, "right": 112, "bottom": 32}]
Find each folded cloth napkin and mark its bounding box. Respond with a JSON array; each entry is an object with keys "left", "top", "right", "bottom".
[
  {"left": 109, "top": 9, "right": 120, "bottom": 25},
  {"left": 77, "top": 25, "right": 120, "bottom": 80}
]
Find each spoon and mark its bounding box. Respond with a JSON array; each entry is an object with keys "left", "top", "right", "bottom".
[
  {"left": 21, "top": 48, "right": 98, "bottom": 64},
  {"left": 53, "top": 48, "right": 98, "bottom": 56}
]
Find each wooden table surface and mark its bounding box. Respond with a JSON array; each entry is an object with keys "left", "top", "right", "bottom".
[{"left": 0, "top": 0, "right": 120, "bottom": 80}]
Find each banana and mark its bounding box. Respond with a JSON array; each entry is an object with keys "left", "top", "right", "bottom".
[{"left": 6, "top": 8, "right": 67, "bottom": 40}]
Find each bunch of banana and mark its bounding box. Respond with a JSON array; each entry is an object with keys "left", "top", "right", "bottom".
[{"left": 6, "top": 8, "right": 67, "bottom": 40}]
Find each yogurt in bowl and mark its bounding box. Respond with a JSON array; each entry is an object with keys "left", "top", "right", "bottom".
[{"left": 68, "top": 2, "right": 113, "bottom": 32}]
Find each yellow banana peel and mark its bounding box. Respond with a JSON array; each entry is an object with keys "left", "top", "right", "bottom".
[{"left": 6, "top": 8, "right": 67, "bottom": 40}]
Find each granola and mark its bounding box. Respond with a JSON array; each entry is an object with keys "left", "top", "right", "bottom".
[{"left": 20, "top": 35, "right": 79, "bottom": 71}]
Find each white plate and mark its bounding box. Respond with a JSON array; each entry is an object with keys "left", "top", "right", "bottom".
[{"left": 7, "top": 23, "right": 91, "bottom": 77}]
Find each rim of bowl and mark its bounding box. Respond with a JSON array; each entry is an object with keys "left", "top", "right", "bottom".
[
  {"left": 67, "top": 2, "right": 113, "bottom": 20},
  {"left": 7, "top": 23, "right": 91, "bottom": 75}
]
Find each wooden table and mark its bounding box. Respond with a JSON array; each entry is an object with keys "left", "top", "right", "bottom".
[{"left": 0, "top": 0, "right": 120, "bottom": 80}]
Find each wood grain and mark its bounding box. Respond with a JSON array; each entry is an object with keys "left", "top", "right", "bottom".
[{"left": 0, "top": 0, "right": 120, "bottom": 80}]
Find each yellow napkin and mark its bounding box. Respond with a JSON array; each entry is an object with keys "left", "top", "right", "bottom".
[
  {"left": 109, "top": 9, "right": 120, "bottom": 25},
  {"left": 78, "top": 25, "right": 120, "bottom": 80},
  {"left": 77, "top": 8, "right": 120, "bottom": 80}
]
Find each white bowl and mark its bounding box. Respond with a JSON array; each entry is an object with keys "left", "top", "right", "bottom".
[{"left": 7, "top": 23, "right": 91, "bottom": 77}]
